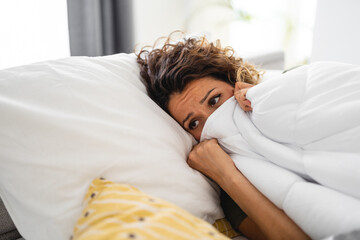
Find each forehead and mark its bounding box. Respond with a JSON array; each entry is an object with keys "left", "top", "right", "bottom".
[
  {"left": 170, "top": 77, "right": 215, "bottom": 104},
  {"left": 168, "top": 76, "right": 228, "bottom": 118}
]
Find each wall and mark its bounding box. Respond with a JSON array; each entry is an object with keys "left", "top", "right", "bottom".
[
  {"left": 131, "top": 0, "right": 317, "bottom": 69},
  {"left": 311, "top": 0, "right": 360, "bottom": 64},
  {"left": 132, "top": 0, "right": 189, "bottom": 48}
]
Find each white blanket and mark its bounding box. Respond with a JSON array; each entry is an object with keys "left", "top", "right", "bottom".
[{"left": 200, "top": 62, "right": 360, "bottom": 239}]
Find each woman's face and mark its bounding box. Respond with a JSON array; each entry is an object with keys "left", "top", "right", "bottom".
[{"left": 168, "top": 76, "right": 234, "bottom": 141}]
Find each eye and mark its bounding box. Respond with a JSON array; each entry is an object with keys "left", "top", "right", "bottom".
[
  {"left": 189, "top": 119, "right": 199, "bottom": 130},
  {"left": 209, "top": 94, "right": 221, "bottom": 106}
]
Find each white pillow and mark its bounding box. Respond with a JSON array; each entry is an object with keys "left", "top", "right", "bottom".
[{"left": 0, "top": 54, "right": 223, "bottom": 240}]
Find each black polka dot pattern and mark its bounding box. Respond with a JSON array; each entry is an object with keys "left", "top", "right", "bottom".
[{"left": 128, "top": 233, "right": 136, "bottom": 239}]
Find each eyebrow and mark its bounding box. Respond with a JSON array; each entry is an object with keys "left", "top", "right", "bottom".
[
  {"left": 182, "top": 112, "right": 193, "bottom": 126},
  {"left": 182, "top": 88, "right": 216, "bottom": 127},
  {"left": 200, "top": 88, "right": 216, "bottom": 104}
]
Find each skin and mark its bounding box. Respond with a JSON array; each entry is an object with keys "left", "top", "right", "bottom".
[
  {"left": 168, "top": 76, "right": 252, "bottom": 141},
  {"left": 169, "top": 76, "right": 310, "bottom": 240}
]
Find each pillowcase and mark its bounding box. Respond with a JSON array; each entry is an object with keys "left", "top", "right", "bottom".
[
  {"left": 0, "top": 53, "right": 224, "bottom": 240},
  {"left": 73, "top": 178, "right": 229, "bottom": 240}
]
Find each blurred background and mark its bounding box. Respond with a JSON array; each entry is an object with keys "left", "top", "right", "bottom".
[{"left": 0, "top": 0, "right": 335, "bottom": 70}]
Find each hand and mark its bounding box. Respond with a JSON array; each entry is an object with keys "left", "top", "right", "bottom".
[
  {"left": 234, "top": 81, "right": 254, "bottom": 112},
  {"left": 187, "top": 139, "right": 237, "bottom": 183}
]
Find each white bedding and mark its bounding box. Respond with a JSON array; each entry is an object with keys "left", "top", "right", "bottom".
[
  {"left": 0, "top": 54, "right": 223, "bottom": 240},
  {"left": 201, "top": 62, "right": 360, "bottom": 239}
]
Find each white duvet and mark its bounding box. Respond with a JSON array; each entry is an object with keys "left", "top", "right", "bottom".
[{"left": 200, "top": 62, "right": 360, "bottom": 239}]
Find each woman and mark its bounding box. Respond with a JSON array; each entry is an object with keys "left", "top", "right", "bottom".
[{"left": 136, "top": 33, "right": 310, "bottom": 240}]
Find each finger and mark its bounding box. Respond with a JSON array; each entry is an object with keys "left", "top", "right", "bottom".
[
  {"left": 244, "top": 105, "right": 252, "bottom": 112},
  {"left": 236, "top": 89, "right": 248, "bottom": 103},
  {"left": 234, "top": 96, "right": 244, "bottom": 109},
  {"left": 209, "top": 138, "right": 218, "bottom": 144},
  {"left": 235, "top": 81, "right": 254, "bottom": 91},
  {"left": 234, "top": 92, "right": 252, "bottom": 111},
  {"left": 241, "top": 88, "right": 248, "bottom": 97},
  {"left": 234, "top": 89, "right": 246, "bottom": 100},
  {"left": 234, "top": 92, "right": 245, "bottom": 107},
  {"left": 186, "top": 158, "right": 196, "bottom": 169},
  {"left": 186, "top": 157, "right": 192, "bottom": 167},
  {"left": 244, "top": 99, "right": 252, "bottom": 107}
]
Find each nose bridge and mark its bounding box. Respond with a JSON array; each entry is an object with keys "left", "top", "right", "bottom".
[{"left": 198, "top": 105, "right": 213, "bottom": 119}]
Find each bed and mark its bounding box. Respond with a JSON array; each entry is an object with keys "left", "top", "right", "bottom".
[
  {"left": 0, "top": 53, "right": 237, "bottom": 240},
  {"left": 1, "top": 51, "right": 360, "bottom": 240},
  {"left": 201, "top": 61, "right": 360, "bottom": 239}
]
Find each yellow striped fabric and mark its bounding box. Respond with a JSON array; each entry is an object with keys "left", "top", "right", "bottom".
[
  {"left": 73, "top": 178, "right": 230, "bottom": 240},
  {"left": 213, "top": 218, "right": 240, "bottom": 239}
]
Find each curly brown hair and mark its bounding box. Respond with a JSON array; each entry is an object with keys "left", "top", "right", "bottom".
[{"left": 136, "top": 32, "right": 262, "bottom": 113}]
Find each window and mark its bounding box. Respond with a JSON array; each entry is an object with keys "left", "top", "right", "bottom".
[{"left": 0, "top": 0, "right": 70, "bottom": 69}]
